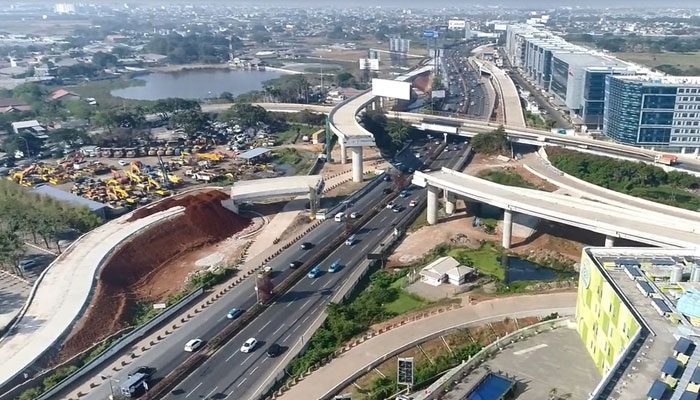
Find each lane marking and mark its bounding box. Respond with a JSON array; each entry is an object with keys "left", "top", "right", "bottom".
[
  {"left": 249, "top": 366, "right": 260, "bottom": 376},
  {"left": 258, "top": 320, "right": 271, "bottom": 333},
  {"left": 242, "top": 353, "right": 254, "bottom": 364},
  {"left": 310, "top": 278, "right": 319, "bottom": 286},
  {"left": 237, "top": 378, "right": 248, "bottom": 388},
  {"left": 185, "top": 382, "right": 203, "bottom": 398},
  {"left": 225, "top": 392, "right": 235, "bottom": 399},
  {"left": 301, "top": 298, "right": 312, "bottom": 309},
  {"left": 513, "top": 343, "right": 548, "bottom": 355},
  {"left": 321, "top": 279, "right": 333, "bottom": 289},
  {"left": 301, "top": 315, "right": 310, "bottom": 324},
  {"left": 226, "top": 349, "right": 239, "bottom": 362},
  {"left": 283, "top": 333, "right": 292, "bottom": 342},
  {"left": 292, "top": 324, "right": 300, "bottom": 332},
  {"left": 272, "top": 324, "right": 285, "bottom": 336},
  {"left": 285, "top": 300, "right": 294, "bottom": 308},
  {"left": 204, "top": 386, "right": 218, "bottom": 399}
]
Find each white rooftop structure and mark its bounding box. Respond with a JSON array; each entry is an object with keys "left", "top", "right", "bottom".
[{"left": 420, "top": 256, "right": 475, "bottom": 286}]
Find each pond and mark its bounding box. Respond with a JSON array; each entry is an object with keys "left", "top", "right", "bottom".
[
  {"left": 110, "top": 68, "right": 284, "bottom": 100},
  {"left": 500, "top": 255, "right": 560, "bottom": 284}
]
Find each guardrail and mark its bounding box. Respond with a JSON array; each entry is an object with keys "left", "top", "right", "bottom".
[{"left": 34, "top": 287, "right": 205, "bottom": 400}]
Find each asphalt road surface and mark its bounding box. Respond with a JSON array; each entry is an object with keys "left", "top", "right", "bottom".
[
  {"left": 166, "top": 142, "right": 466, "bottom": 400},
  {"left": 81, "top": 139, "right": 450, "bottom": 400}
]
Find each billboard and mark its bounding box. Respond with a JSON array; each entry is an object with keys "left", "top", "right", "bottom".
[
  {"left": 432, "top": 90, "right": 446, "bottom": 99},
  {"left": 372, "top": 78, "right": 411, "bottom": 101},
  {"left": 343, "top": 136, "right": 376, "bottom": 147},
  {"left": 359, "top": 58, "right": 379, "bottom": 71},
  {"left": 423, "top": 30, "right": 439, "bottom": 38},
  {"left": 448, "top": 19, "right": 466, "bottom": 30},
  {"left": 397, "top": 357, "right": 414, "bottom": 386}
]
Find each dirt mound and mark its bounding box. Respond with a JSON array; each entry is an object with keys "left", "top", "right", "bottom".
[{"left": 58, "top": 190, "right": 251, "bottom": 360}]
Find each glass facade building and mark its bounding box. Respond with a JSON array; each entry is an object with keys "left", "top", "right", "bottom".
[{"left": 604, "top": 76, "right": 700, "bottom": 149}]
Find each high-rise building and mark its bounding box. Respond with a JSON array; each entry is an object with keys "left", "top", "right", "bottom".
[
  {"left": 54, "top": 3, "right": 76, "bottom": 14},
  {"left": 576, "top": 247, "right": 700, "bottom": 400},
  {"left": 604, "top": 76, "right": 700, "bottom": 151},
  {"left": 389, "top": 37, "right": 411, "bottom": 54}
]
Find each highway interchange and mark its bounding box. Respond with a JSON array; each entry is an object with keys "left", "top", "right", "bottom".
[{"left": 79, "top": 138, "right": 466, "bottom": 400}]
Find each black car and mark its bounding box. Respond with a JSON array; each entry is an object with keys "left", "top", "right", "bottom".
[
  {"left": 382, "top": 188, "right": 392, "bottom": 195},
  {"left": 300, "top": 242, "right": 313, "bottom": 250},
  {"left": 128, "top": 366, "right": 154, "bottom": 378},
  {"left": 382, "top": 174, "right": 391, "bottom": 182},
  {"left": 266, "top": 343, "right": 281, "bottom": 357},
  {"left": 289, "top": 261, "right": 302, "bottom": 269}
]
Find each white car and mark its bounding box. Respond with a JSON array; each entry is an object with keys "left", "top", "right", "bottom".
[
  {"left": 184, "top": 338, "right": 203, "bottom": 352},
  {"left": 386, "top": 202, "right": 395, "bottom": 209},
  {"left": 240, "top": 337, "right": 257, "bottom": 353},
  {"left": 118, "top": 160, "right": 128, "bottom": 166},
  {"left": 350, "top": 212, "right": 360, "bottom": 219}
]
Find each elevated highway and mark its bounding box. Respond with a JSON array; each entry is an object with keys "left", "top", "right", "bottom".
[{"left": 412, "top": 168, "right": 700, "bottom": 249}]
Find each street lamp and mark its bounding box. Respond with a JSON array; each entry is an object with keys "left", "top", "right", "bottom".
[{"left": 100, "top": 375, "right": 119, "bottom": 399}]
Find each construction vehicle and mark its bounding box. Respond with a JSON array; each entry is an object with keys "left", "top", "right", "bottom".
[
  {"left": 654, "top": 154, "right": 678, "bottom": 166},
  {"left": 193, "top": 172, "right": 216, "bottom": 182},
  {"left": 125, "top": 171, "right": 143, "bottom": 184},
  {"left": 196, "top": 153, "right": 225, "bottom": 162}
]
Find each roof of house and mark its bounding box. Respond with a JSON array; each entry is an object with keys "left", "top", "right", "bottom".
[
  {"left": 11, "top": 120, "right": 42, "bottom": 130},
  {"left": 422, "top": 256, "right": 461, "bottom": 275},
  {"left": 30, "top": 185, "right": 107, "bottom": 212},
  {"left": 239, "top": 147, "right": 271, "bottom": 160},
  {"left": 50, "top": 89, "right": 79, "bottom": 101},
  {"left": 0, "top": 98, "right": 29, "bottom": 108}
]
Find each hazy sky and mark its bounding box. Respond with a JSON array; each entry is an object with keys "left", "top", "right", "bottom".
[{"left": 21, "top": 0, "right": 700, "bottom": 8}]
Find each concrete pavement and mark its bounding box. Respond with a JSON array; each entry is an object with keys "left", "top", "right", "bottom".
[
  {"left": 0, "top": 207, "right": 185, "bottom": 389},
  {"left": 279, "top": 292, "right": 576, "bottom": 400}
]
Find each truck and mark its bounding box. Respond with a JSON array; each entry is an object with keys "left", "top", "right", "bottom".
[
  {"left": 655, "top": 154, "right": 678, "bottom": 166},
  {"left": 120, "top": 372, "right": 149, "bottom": 398}
]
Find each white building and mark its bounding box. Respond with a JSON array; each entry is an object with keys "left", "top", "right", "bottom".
[{"left": 420, "top": 256, "right": 476, "bottom": 286}]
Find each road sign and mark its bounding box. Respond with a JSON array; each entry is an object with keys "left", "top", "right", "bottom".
[
  {"left": 423, "top": 30, "right": 439, "bottom": 38},
  {"left": 398, "top": 357, "right": 414, "bottom": 386}
]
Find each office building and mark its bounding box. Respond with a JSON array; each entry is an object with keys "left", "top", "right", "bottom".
[
  {"left": 604, "top": 76, "right": 700, "bottom": 151},
  {"left": 577, "top": 247, "right": 700, "bottom": 400},
  {"left": 389, "top": 37, "right": 411, "bottom": 54}
]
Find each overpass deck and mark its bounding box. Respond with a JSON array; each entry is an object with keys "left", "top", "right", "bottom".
[
  {"left": 474, "top": 58, "right": 525, "bottom": 128},
  {"left": 413, "top": 168, "right": 700, "bottom": 249},
  {"left": 230, "top": 175, "right": 323, "bottom": 201}
]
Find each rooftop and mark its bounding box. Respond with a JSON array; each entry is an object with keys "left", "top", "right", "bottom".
[
  {"left": 614, "top": 75, "right": 700, "bottom": 86},
  {"left": 238, "top": 147, "right": 271, "bottom": 160},
  {"left": 553, "top": 52, "right": 627, "bottom": 69},
  {"left": 588, "top": 247, "right": 700, "bottom": 400}
]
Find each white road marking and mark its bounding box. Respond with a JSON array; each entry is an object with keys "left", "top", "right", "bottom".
[
  {"left": 321, "top": 279, "right": 333, "bottom": 289},
  {"left": 185, "top": 382, "right": 203, "bottom": 398},
  {"left": 285, "top": 300, "right": 294, "bottom": 308},
  {"left": 310, "top": 278, "right": 319, "bottom": 286},
  {"left": 237, "top": 378, "right": 248, "bottom": 388},
  {"left": 283, "top": 333, "right": 292, "bottom": 342},
  {"left": 301, "top": 315, "right": 310, "bottom": 324},
  {"left": 271, "top": 324, "right": 285, "bottom": 336},
  {"left": 292, "top": 324, "right": 300, "bottom": 332},
  {"left": 258, "top": 320, "right": 271, "bottom": 333},
  {"left": 301, "top": 298, "right": 312, "bottom": 309},
  {"left": 225, "top": 349, "right": 239, "bottom": 362},
  {"left": 513, "top": 343, "right": 548, "bottom": 355},
  {"left": 360, "top": 242, "right": 371, "bottom": 253},
  {"left": 242, "top": 353, "right": 254, "bottom": 364},
  {"left": 250, "top": 366, "right": 260, "bottom": 375},
  {"left": 204, "top": 386, "right": 218, "bottom": 399},
  {"left": 225, "top": 392, "right": 235, "bottom": 399}
]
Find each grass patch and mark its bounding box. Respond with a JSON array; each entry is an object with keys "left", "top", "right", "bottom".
[
  {"left": 271, "top": 148, "right": 317, "bottom": 175},
  {"left": 409, "top": 208, "right": 428, "bottom": 232},
  {"left": 478, "top": 169, "right": 538, "bottom": 190},
  {"left": 384, "top": 291, "right": 427, "bottom": 314},
  {"left": 67, "top": 77, "right": 153, "bottom": 108},
  {"left": 273, "top": 124, "right": 322, "bottom": 144},
  {"left": 448, "top": 242, "right": 505, "bottom": 281},
  {"left": 613, "top": 51, "right": 700, "bottom": 74}
]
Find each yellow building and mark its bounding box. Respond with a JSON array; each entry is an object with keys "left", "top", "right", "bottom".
[{"left": 576, "top": 249, "right": 641, "bottom": 375}]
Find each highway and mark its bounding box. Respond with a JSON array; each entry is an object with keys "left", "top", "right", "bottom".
[
  {"left": 166, "top": 142, "right": 467, "bottom": 400},
  {"left": 78, "top": 138, "right": 453, "bottom": 400}
]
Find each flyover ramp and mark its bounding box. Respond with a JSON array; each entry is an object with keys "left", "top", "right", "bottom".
[
  {"left": 0, "top": 207, "right": 185, "bottom": 389},
  {"left": 230, "top": 175, "right": 323, "bottom": 202},
  {"left": 413, "top": 168, "right": 700, "bottom": 249}
]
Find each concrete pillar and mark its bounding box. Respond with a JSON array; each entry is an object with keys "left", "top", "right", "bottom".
[
  {"left": 682, "top": 147, "right": 687, "bottom": 154},
  {"left": 339, "top": 143, "right": 347, "bottom": 165},
  {"left": 605, "top": 235, "right": 615, "bottom": 248},
  {"left": 445, "top": 191, "right": 456, "bottom": 215},
  {"left": 502, "top": 209, "right": 513, "bottom": 249},
  {"left": 443, "top": 132, "right": 449, "bottom": 143},
  {"left": 427, "top": 185, "right": 439, "bottom": 225},
  {"left": 350, "top": 146, "right": 363, "bottom": 183},
  {"left": 695, "top": 148, "right": 699, "bottom": 157}
]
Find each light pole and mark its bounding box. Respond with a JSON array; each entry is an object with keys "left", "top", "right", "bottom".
[{"left": 101, "top": 375, "right": 119, "bottom": 399}]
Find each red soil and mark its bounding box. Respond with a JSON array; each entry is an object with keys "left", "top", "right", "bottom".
[{"left": 58, "top": 190, "right": 251, "bottom": 359}]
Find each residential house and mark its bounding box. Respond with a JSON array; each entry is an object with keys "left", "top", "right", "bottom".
[
  {"left": 49, "top": 89, "right": 80, "bottom": 103},
  {"left": 0, "top": 98, "right": 32, "bottom": 114},
  {"left": 11, "top": 120, "right": 48, "bottom": 139},
  {"left": 419, "top": 256, "right": 477, "bottom": 286}
]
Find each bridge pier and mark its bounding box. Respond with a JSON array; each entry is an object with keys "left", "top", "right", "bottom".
[
  {"left": 427, "top": 185, "right": 439, "bottom": 225},
  {"left": 444, "top": 191, "right": 456, "bottom": 215},
  {"left": 351, "top": 147, "right": 363, "bottom": 183},
  {"left": 339, "top": 143, "right": 347, "bottom": 164},
  {"left": 502, "top": 209, "right": 513, "bottom": 249},
  {"left": 443, "top": 132, "right": 449, "bottom": 143},
  {"left": 605, "top": 235, "right": 615, "bottom": 248}
]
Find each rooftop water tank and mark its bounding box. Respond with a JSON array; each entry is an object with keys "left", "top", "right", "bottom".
[
  {"left": 671, "top": 265, "right": 684, "bottom": 283},
  {"left": 691, "top": 265, "right": 700, "bottom": 283}
]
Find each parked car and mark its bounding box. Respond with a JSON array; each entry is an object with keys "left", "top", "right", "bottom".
[
  {"left": 240, "top": 338, "right": 257, "bottom": 353},
  {"left": 289, "top": 261, "right": 302, "bottom": 269},
  {"left": 300, "top": 242, "right": 313, "bottom": 250},
  {"left": 184, "top": 338, "right": 204, "bottom": 352},
  {"left": 328, "top": 260, "right": 341, "bottom": 273},
  {"left": 226, "top": 308, "right": 243, "bottom": 320},
  {"left": 307, "top": 265, "right": 321, "bottom": 279},
  {"left": 266, "top": 343, "right": 281, "bottom": 357}
]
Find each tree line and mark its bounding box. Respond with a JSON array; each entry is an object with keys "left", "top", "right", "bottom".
[
  {"left": 0, "top": 180, "right": 102, "bottom": 275},
  {"left": 361, "top": 110, "right": 413, "bottom": 157}
]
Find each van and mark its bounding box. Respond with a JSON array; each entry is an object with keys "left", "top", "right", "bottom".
[
  {"left": 334, "top": 212, "right": 345, "bottom": 222},
  {"left": 345, "top": 235, "right": 356, "bottom": 246}
]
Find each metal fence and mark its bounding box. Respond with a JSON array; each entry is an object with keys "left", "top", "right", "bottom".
[{"left": 35, "top": 287, "right": 205, "bottom": 400}]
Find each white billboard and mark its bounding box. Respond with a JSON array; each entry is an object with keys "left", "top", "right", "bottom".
[
  {"left": 359, "top": 58, "right": 379, "bottom": 71},
  {"left": 448, "top": 19, "right": 466, "bottom": 30},
  {"left": 372, "top": 78, "right": 411, "bottom": 101},
  {"left": 432, "top": 90, "right": 446, "bottom": 99}
]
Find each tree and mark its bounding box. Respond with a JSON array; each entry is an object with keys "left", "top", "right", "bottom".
[
  {"left": 2, "top": 133, "right": 43, "bottom": 157},
  {"left": 335, "top": 72, "right": 356, "bottom": 88},
  {"left": 110, "top": 45, "right": 132, "bottom": 59},
  {"left": 92, "top": 51, "right": 118, "bottom": 68},
  {"left": 386, "top": 118, "right": 411, "bottom": 147},
  {"left": 0, "top": 229, "right": 23, "bottom": 275},
  {"left": 12, "top": 83, "right": 43, "bottom": 103},
  {"left": 47, "top": 128, "right": 91, "bottom": 148},
  {"left": 65, "top": 100, "right": 94, "bottom": 121},
  {"left": 471, "top": 126, "right": 509, "bottom": 155},
  {"left": 171, "top": 109, "right": 211, "bottom": 138},
  {"left": 219, "top": 103, "right": 270, "bottom": 128}
]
